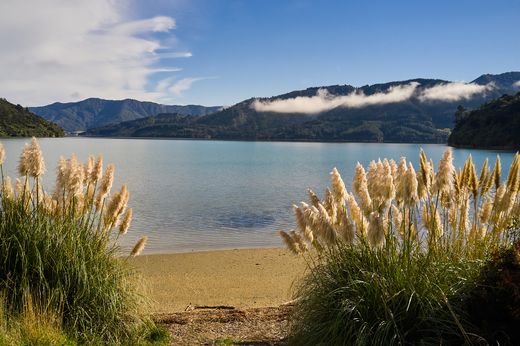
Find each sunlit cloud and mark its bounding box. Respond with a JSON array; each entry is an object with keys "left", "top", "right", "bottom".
[
  {"left": 252, "top": 83, "right": 419, "bottom": 114},
  {"left": 253, "top": 81, "right": 497, "bottom": 114},
  {"left": 0, "top": 0, "right": 189, "bottom": 106},
  {"left": 418, "top": 82, "right": 495, "bottom": 102}
]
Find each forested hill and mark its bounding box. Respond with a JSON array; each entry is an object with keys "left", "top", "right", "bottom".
[
  {"left": 448, "top": 93, "right": 520, "bottom": 149},
  {"left": 30, "top": 98, "right": 222, "bottom": 132},
  {"left": 0, "top": 98, "right": 64, "bottom": 137}
]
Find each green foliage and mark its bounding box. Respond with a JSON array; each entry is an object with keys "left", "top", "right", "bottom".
[
  {"left": 289, "top": 240, "right": 484, "bottom": 345},
  {"left": 448, "top": 92, "right": 520, "bottom": 149},
  {"left": 0, "top": 98, "right": 64, "bottom": 137},
  {"left": 456, "top": 238, "right": 520, "bottom": 344}
]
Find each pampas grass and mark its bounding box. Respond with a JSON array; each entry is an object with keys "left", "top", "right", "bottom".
[
  {"left": 282, "top": 149, "right": 520, "bottom": 344},
  {"left": 0, "top": 138, "right": 158, "bottom": 344}
]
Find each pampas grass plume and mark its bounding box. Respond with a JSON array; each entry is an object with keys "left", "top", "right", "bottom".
[
  {"left": 119, "top": 208, "right": 133, "bottom": 235},
  {"left": 279, "top": 231, "right": 300, "bottom": 255},
  {"left": 330, "top": 167, "right": 347, "bottom": 204},
  {"left": 131, "top": 236, "right": 148, "bottom": 257}
]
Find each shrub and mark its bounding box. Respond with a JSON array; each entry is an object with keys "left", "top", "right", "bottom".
[
  {"left": 281, "top": 149, "right": 519, "bottom": 344},
  {"left": 0, "top": 138, "right": 159, "bottom": 344}
]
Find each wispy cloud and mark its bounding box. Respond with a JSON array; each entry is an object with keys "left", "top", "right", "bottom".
[
  {"left": 252, "top": 83, "right": 419, "bottom": 114},
  {"left": 167, "top": 77, "right": 214, "bottom": 97},
  {"left": 418, "top": 82, "right": 494, "bottom": 102},
  {"left": 0, "top": 0, "right": 189, "bottom": 105}
]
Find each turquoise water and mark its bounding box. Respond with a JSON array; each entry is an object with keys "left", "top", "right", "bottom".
[{"left": 0, "top": 138, "right": 516, "bottom": 254}]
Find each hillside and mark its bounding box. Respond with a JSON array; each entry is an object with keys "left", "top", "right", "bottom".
[
  {"left": 0, "top": 98, "right": 64, "bottom": 137},
  {"left": 30, "top": 98, "right": 221, "bottom": 132},
  {"left": 448, "top": 93, "right": 520, "bottom": 149},
  {"left": 87, "top": 72, "right": 520, "bottom": 143}
]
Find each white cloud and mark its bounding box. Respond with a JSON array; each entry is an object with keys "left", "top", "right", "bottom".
[
  {"left": 167, "top": 77, "right": 213, "bottom": 96},
  {"left": 252, "top": 83, "right": 420, "bottom": 114},
  {"left": 418, "top": 82, "right": 494, "bottom": 102},
  {"left": 252, "top": 81, "right": 498, "bottom": 114},
  {"left": 514, "top": 81, "right": 520, "bottom": 87},
  {"left": 0, "top": 0, "right": 192, "bottom": 106}
]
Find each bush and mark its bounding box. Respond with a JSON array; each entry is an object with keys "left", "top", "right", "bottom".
[
  {"left": 0, "top": 138, "right": 160, "bottom": 344},
  {"left": 282, "top": 149, "right": 520, "bottom": 344}
]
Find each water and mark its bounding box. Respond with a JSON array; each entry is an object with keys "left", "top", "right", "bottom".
[{"left": 0, "top": 138, "right": 516, "bottom": 254}]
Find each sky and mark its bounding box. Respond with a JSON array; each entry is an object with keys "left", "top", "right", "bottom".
[{"left": 0, "top": 0, "right": 519, "bottom": 107}]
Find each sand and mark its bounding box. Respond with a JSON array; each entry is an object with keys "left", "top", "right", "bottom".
[{"left": 130, "top": 247, "right": 307, "bottom": 313}]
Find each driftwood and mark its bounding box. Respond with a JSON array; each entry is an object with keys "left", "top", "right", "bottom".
[{"left": 184, "top": 304, "right": 236, "bottom": 311}]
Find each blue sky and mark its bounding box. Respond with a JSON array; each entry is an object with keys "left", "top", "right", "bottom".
[{"left": 0, "top": 0, "right": 519, "bottom": 106}]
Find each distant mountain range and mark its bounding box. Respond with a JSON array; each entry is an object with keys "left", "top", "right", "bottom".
[
  {"left": 86, "top": 72, "right": 520, "bottom": 143},
  {"left": 30, "top": 98, "right": 222, "bottom": 132},
  {"left": 0, "top": 98, "right": 64, "bottom": 137},
  {"left": 448, "top": 92, "right": 520, "bottom": 149}
]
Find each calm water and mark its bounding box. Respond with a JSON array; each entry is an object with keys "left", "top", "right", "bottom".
[{"left": 0, "top": 138, "right": 516, "bottom": 254}]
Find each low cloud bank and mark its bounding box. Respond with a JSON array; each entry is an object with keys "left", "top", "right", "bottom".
[
  {"left": 252, "top": 82, "right": 495, "bottom": 114},
  {"left": 418, "top": 82, "right": 494, "bottom": 102},
  {"left": 252, "top": 82, "right": 419, "bottom": 114}
]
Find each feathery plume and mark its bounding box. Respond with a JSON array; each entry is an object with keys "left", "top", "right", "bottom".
[
  {"left": 293, "top": 204, "right": 307, "bottom": 234},
  {"left": 403, "top": 163, "right": 419, "bottom": 207},
  {"left": 418, "top": 149, "right": 431, "bottom": 196},
  {"left": 367, "top": 212, "right": 385, "bottom": 249},
  {"left": 337, "top": 208, "right": 355, "bottom": 244},
  {"left": 353, "top": 163, "right": 372, "bottom": 216},
  {"left": 491, "top": 155, "right": 501, "bottom": 189},
  {"left": 2, "top": 176, "right": 13, "bottom": 201},
  {"left": 391, "top": 205, "right": 404, "bottom": 238},
  {"left": 468, "top": 157, "right": 479, "bottom": 200},
  {"left": 346, "top": 192, "right": 367, "bottom": 236},
  {"left": 130, "top": 236, "right": 148, "bottom": 257},
  {"left": 395, "top": 157, "right": 407, "bottom": 203},
  {"left": 307, "top": 189, "right": 320, "bottom": 207},
  {"left": 119, "top": 208, "right": 133, "bottom": 235},
  {"left": 330, "top": 167, "right": 347, "bottom": 205},
  {"left": 323, "top": 188, "right": 337, "bottom": 223},
  {"left": 67, "top": 154, "right": 85, "bottom": 197},
  {"left": 479, "top": 200, "right": 493, "bottom": 225},
  {"left": 92, "top": 155, "right": 103, "bottom": 182},
  {"left": 279, "top": 231, "right": 300, "bottom": 254},
  {"left": 95, "top": 164, "right": 114, "bottom": 210},
  {"left": 290, "top": 230, "right": 308, "bottom": 253},
  {"left": 84, "top": 155, "right": 95, "bottom": 183},
  {"left": 103, "top": 184, "right": 129, "bottom": 228},
  {"left": 318, "top": 203, "right": 337, "bottom": 245},
  {"left": 434, "top": 148, "right": 454, "bottom": 195},
  {"left": 18, "top": 138, "right": 45, "bottom": 178},
  {"left": 506, "top": 153, "right": 519, "bottom": 192}
]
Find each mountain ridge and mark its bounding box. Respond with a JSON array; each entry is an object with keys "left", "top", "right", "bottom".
[
  {"left": 86, "top": 72, "right": 520, "bottom": 143},
  {"left": 30, "top": 98, "right": 222, "bottom": 132}
]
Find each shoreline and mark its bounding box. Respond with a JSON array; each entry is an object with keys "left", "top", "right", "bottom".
[{"left": 130, "top": 247, "right": 306, "bottom": 313}]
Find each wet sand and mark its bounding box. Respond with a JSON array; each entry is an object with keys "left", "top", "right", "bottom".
[{"left": 131, "top": 247, "right": 306, "bottom": 313}]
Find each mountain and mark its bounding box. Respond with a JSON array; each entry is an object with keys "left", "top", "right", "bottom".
[
  {"left": 0, "top": 98, "right": 64, "bottom": 137},
  {"left": 87, "top": 72, "right": 520, "bottom": 143},
  {"left": 448, "top": 93, "right": 520, "bottom": 149},
  {"left": 30, "top": 98, "right": 222, "bottom": 132}
]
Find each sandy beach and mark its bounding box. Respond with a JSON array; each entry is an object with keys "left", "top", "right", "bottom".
[{"left": 131, "top": 247, "right": 307, "bottom": 313}]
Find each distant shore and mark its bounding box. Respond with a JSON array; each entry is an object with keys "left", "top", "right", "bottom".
[{"left": 130, "top": 247, "right": 306, "bottom": 313}]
